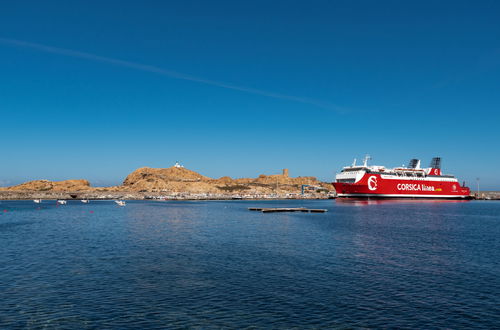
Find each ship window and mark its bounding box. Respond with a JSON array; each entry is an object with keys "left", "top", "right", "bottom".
[
  {"left": 337, "top": 179, "right": 356, "bottom": 183},
  {"left": 342, "top": 168, "right": 362, "bottom": 172}
]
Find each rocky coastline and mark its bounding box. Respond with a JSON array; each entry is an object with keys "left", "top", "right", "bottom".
[
  {"left": 0, "top": 191, "right": 332, "bottom": 201},
  {"left": 0, "top": 165, "right": 334, "bottom": 200}
]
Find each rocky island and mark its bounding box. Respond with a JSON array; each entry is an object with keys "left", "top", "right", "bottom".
[{"left": 0, "top": 165, "right": 334, "bottom": 200}]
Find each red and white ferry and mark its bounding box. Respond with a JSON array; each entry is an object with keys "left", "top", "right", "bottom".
[{"left": 333, "top": 156, "right": 471, "bottom": 199}]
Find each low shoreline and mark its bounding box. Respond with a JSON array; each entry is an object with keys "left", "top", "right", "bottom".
[
  {"left": 0, "top": 191, "right": 332, "bottom": 201},
  {"left": 472, "top": 191, "right": 500, "bottom": 200},
  {"left": 1, "top": 191, "right": 499, "bottom": 201}
]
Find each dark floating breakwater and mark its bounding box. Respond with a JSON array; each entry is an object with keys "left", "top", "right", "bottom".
[{"left": 248, "top": 207, "right": 328, "bottom": 213}]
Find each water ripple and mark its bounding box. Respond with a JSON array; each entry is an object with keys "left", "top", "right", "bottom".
[{"left": 0, "top": 200, "right": 499, "bottom": 328}]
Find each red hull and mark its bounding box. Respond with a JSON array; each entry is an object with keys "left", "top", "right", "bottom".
[{"left": 333, "top": 173, "right": 470, "bottom": 199}]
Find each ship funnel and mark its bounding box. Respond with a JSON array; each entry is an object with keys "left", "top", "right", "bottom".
[
  {"left": 408, "top": 159, "right": 421, "bottom": 169},
  {"left": 430, "top": 157, "right": 441, "bottom": 169}
]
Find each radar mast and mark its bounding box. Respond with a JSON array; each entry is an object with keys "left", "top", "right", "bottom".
[{"left": 362, "top": 155, "right": 371, "bottom": 167}]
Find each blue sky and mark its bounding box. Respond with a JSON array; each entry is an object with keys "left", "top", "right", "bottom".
[{"left": 0, "top": 0, "right": 499, "bottom": 189}]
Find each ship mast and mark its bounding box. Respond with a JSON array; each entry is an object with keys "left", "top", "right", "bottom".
[{"left": 362, "top": 155, "right": 371, "bottom": 167}]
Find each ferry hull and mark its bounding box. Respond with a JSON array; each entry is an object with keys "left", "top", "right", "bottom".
[{"left": 333, "top": 174, "right": 471, "bottom": 199}]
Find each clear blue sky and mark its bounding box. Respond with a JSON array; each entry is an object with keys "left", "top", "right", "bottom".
[{"left": 0, "top": 0, "right": 499, "bottom": 189}]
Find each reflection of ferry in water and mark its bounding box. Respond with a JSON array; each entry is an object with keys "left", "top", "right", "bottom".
[
  {"left": 335, "top": 198, "right": 470, "bottom": 206},
  {"left": 333, "top": 156, "right": 471, "bottom": 199}
]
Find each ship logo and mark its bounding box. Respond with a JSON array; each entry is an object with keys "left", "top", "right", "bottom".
[{"left": 368, "top": 176, "right": 378, "bottom": 191}]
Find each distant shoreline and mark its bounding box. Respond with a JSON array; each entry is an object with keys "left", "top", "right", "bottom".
[
  {"left": 1, "top": 191, "right": 499, "bottom": 201},
  {"left": 0, "top": 191, "right": 332, "bottom": 201}
]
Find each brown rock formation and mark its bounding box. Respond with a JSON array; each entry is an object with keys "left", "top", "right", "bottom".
[
  {"left": 122, "top": 166, "right": 215, "bottom": 193},
  {"left": 121, "top": 166, "right": 330, "bottom": 194},
  {"left": 3, "top": 179, "right": 92, "bottom": 192},
  {"left": 0, "top": 166, "right": 332, "bottom": 196}
]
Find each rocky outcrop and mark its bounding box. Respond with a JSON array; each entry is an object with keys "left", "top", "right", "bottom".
[
  {"left": 123, "top": 166, "right": 210, "bottom": 185},
  {"left": 121, "top": 166, "right": 214, "bottom": 192},
  {"left": 120, "top": 166, "right": 331, "bottom": 194},
  {"left": 2, "top": 179, "right": 92, "bottom": 192},
  {"left": 0, "top": 166, "right": 332, "bottom": 196}
]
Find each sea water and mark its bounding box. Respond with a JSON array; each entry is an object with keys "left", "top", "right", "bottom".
[{"left": 0, "top": 199, "right": 499, "bottom": 328}]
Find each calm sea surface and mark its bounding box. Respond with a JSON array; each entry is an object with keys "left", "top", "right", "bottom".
[{"left": 0, "top": 199, "right": 499, "bottom": 328}]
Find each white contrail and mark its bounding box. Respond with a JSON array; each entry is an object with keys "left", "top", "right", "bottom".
[{"left": 0, "top": 37, "right": 344, "bottom": 111}]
